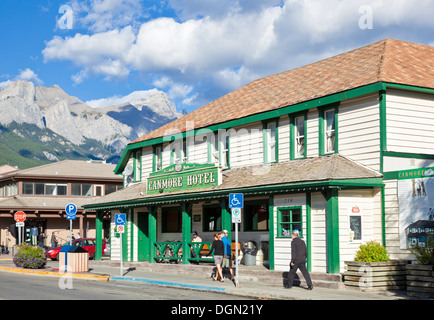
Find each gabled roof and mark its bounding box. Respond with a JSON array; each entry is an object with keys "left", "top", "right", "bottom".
[
  {"left": 0, "top": 160, "right": 122, "bottom": 181},
  {"left": 132, "top": 38, "right": 434, "bottom": 144},
  {"left": 85, "top": 154, "right": 383, "bottom": 210}
]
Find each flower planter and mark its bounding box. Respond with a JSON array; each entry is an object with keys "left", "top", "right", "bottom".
[
  {"left": 343, "top": 260, "right": 407, "bottom": 291},
  {"left": 406, "top": 264, "right": 434, "bottom": 299}
]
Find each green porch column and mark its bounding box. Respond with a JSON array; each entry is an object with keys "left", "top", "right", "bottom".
[
  {"left": 220, "top": 199, "right": 231, "bottom": 240},
  {"left": 181, "top": 202, "right": 192, "bottom": 264},
  {"left": 268, "top": 196, "right": 275, "bottom": 271},
  {"left": 324, "top": 188, "right": 340, "bottom": 274},
  {"left": 95, "top": 210, "right": 104, "bottom": 261},
  {"left": 148, "top": 206, "right": 157, "bottom": 263}
]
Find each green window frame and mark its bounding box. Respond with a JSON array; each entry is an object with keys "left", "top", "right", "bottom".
[
  {"left": 263, "top": 119, "right": 279, "bottom": 164},
  {"left": 133, "top": 149, "right": 142, "bottom": 182},
  {"left": 152, "top": 144, "right": 163, "bottom": 172},
  {"left": 319, "top": 103, "right": 339, "bottom": 156},
  {"left": 290, "top": 113, "right": 307, "bottom": 159},
  {"left": 277, "top": 206, "right": 303, "bottom": 238}
]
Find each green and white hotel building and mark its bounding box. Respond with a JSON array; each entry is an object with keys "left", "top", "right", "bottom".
[{"left": 84, "top": 39, "right": 434, "bottom": 274}]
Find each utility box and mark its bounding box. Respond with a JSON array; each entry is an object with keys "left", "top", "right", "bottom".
[{"left": 59, "top": 245, "right": 89, "bottom": 273}]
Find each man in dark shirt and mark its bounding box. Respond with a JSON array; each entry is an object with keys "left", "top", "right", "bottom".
[{"left": 285, "top": 232, "right": 313, "bottom": 290}]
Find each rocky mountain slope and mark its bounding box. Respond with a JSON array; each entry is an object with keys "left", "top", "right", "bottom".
[{"left": 0, "top": 81, "right": 184, "bottom": 168}]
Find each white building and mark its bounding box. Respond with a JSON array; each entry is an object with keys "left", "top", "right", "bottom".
[{"left": 85, "top": 39, "right": 434, "bottom": 274}]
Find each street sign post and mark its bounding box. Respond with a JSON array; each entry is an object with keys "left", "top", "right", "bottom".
[
  {"left": 115, "top": 213, "right": 127, "bottom": 276},
  {"left": 65, "top": 204, "right": 77, "bottom": 245},
  {"left": 229, "top": 193, "right": 243, "bottom": 288},
  {"left": 14, "top": 211, "right": 26, "bottom": 245}
]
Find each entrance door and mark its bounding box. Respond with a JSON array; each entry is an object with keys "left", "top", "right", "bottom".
[{"left": 137, "top": 212, "right": 149, "bottom": 261}]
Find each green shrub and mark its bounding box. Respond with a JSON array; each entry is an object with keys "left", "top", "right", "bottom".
[
  {"left": 13, "top": 243, "right": 47, "bottom": 269},
  {"left": 410, "top": 238, "right": 434, "bottom": 265},
  {"left": 354, "top": 240, "right": 390, "bottom": 262}
]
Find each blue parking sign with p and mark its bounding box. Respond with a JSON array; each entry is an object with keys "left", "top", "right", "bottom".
[
  {"left": 229, "top": 193, "right": 243, "bottom": 208},
  {"left": 65, "top": 203, "right": 77, "bottom": 220}
]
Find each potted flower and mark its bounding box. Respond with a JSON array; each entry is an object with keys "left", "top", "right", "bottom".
[
  {"left": 13, "top": 243, "right": 47, "bottom": 269},
  {"left": 344, "top": 240, "right": 406, "bottom": 291}
]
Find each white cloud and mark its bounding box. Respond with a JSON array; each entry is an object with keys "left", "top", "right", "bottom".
[
  {"left": 86, "top": 89, "right": 158, "bottom": 108},
  {"left": 43, "top": 0, "right": 434, "bottom": 107},
  {"left": 0, "top": 68, "right": 43, "bottom": 89}
]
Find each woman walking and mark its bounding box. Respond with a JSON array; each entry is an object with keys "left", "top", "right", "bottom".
[{"left": 207, "top": 233, "right": 225, "bottom": 282}]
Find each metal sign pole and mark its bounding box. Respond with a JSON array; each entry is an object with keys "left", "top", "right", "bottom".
[
  {"left": 18, "top": 226, "right": 21, "bottom": 245},
  {"left": 120, "top": 232, "right": 123, "bottom": 276},
  {"left": 235, "top": 221, "right": 239, "bottom": 288},
  {"left": 69, "top": 220, "right": 72, "bottom": 245}
]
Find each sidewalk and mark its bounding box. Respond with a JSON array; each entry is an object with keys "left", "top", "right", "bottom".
[{"left": 0, "top": 255, "right": 410, "bottom": 300}]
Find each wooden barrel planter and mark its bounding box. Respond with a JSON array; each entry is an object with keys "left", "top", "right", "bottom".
[
  {"left": 343, "top": 260, "right": 407, "bottom": 291},
  {"left": 406, "top": 265, "right": 433, "bottom": 299}
]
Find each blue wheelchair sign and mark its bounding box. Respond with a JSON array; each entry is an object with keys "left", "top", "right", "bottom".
[
  {"left": 229, "top": 193, "right": 243, "bottom": 209},
  {"left": 115, "top": 213, "right": 127, "bottom": 226},
  {"left": 65, "top": 203, "right": 77, "bottom": 220}
]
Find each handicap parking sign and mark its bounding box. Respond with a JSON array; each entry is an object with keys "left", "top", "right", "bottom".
[
  {"left": 115, "top": 213, "right": 127, "bottom": 226},
  {"left": 229, "top": 193, "right": 243, "bottom": 209}
]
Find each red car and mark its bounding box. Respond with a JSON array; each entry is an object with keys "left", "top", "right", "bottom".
[{"left": 45, "top": 238, "right": 108, "bottom": 260}]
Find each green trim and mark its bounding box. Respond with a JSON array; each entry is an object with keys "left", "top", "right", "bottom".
[
  {"left": 114, "top": 82, "right": 386, "bottom": 174},
  {"left": 147, "top": 206, "right": 157, "bottom": 263},
  {"left": 383, "top": 151, "right": 434, "bottom": 160},
  {"left": 384, "top": 82, "right": 434, "bottom": 95},
  {"left": 379, "top": 90, "right": 387, "bottom": 173},
  {"left": 95, "top": 210, "right": 103, "bottom": 261},
  {"left": 268, "top": 195, "right": 275, "bottom": 271},
  {"left": 306, "top": 192, "right": 312, "bottom": 272},
  {"left": 84, "top": 177, "right": 383, "bottom": 210},
  {"left": 181, "top": 202, "right": 192, "bottom": 264},
  {"left": 121, "top": 212, "right": 128, "bottom": 262},
  {"left": 324, "top": 188, "right": 340, "bottom": 274},
  {"left": 129, "top": 208, "right": 134, "bottom": 261},
  {"left": 290, "top": 113, "right": 307, "bottom": 160},
  {"left": 220, "top": 200, "right": 231, "bottom": 239},
  {"left": 381, "top": 186, "right": 386, "bottom": 247},
  {"left": 152, "top": 144, "right": 163, "bottom": 172},
  {"left": 276, "top": 206, "right": 303, "bottom": 238}
]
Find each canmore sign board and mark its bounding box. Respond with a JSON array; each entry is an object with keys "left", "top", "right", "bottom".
[{"left": 147, "top": 163, "right": 221, "bottom": 195}]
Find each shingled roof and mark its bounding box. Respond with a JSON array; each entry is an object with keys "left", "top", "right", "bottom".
[{"left": 132, "top": 38, "right": 434, "bottom": 144}]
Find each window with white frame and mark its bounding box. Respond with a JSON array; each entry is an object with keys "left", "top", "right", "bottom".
[
  {"left": 263, "top": 120, "right": 277, "bottom": 163},
  {"left": 294, "top": 115, "right": 305, "bottom": 158},
  {"left": 324, "top": 109, "right": 336, "bottom": 153}
]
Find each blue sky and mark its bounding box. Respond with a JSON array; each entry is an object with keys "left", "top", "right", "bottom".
[{"left": 0, "top": 0, "right": 433, "bottom": 113}]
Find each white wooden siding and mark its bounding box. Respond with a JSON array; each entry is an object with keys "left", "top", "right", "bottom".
[
  {"left": 310, "top": 192, "right": 327, "bottom": 273},
  {"left": 229, "top": 123, "right": 263, "bottom": 168},
  {"left": 306, "top": 109, "right": 319, "bottom": 158},
  {"left": 338, "top": 94, "right": 381, "bottom": 172},
  {"left": 141, "top": 146, "right": 153, "bottom": 179},
  {"left": 386, "top": 89, "right": 434, "bottom": 155},
  {"left": 188, "top": 133, "right": 210, "bottom": 164},
  {"left": 278, "top": 115, "right": 290, "bottom": 162}
]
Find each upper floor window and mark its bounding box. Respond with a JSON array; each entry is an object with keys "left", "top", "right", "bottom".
[
  {"left": 133, "top": 149, "right": 142, "bottom": 182},
  {"left": 291, "top": 114, "right": 307, "bottom": 159},
  {"left": 171, "top": 138, "right": 187, "bottom": 165},
  {"left": 319, "top": 104, "right": 338, "bottom": 155},
  {"left": 22, "top": 182, "right": 67, "bottom": 196},
  {"left": 72, "top": 183, "right": 92, "bottom": 196},
  {"left": 263, "top": 120, "right": 278, "bottom": 163},
  {"left": 153, "top": 144, "right": 163, "bottom": 172}
]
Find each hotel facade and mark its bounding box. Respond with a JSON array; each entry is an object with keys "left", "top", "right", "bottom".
[{"left": 84, "top": 39, "right": 434, "bottom": 274}]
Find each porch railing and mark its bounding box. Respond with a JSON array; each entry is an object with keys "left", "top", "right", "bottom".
[{"left": 153, "top": 241, "right": 214, "bottom": 263}]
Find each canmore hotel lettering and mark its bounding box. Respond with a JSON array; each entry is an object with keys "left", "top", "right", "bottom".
[{"left": 148, "top": 172, "right": 216, "bottom": 192}]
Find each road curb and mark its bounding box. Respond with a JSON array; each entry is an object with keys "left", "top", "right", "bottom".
[
  {"left": 0, "top": 265, "right": 110, "bottom": 281},
  {"left": 111, "top": 276, "right": 227, "bottom": 293}
]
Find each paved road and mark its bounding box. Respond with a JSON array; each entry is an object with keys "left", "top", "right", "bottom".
[{"left": 0, "top": 271, "right": 254, "bottom": 300}]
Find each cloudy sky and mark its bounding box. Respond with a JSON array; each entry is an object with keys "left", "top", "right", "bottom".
[{"left": 0, "top": 0, "right": 433, "bottom": 113}]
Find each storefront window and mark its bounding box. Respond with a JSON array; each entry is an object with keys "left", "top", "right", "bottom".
[
  {"left": 244, "top": 201, "right": 269, "bottom": 231},
  {"left": 162, "top": 207, "right": 181, "bottom": 233},
  {"left": 277, "top": 207, "right": 302, "bottom": 237},
  {"left": 203, "top": 205, "right": 221, "bottom": 232}
]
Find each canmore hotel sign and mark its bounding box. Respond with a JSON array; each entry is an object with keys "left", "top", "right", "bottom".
[{"left": 147, "top": 163, "right": 221, "bottom": 194}]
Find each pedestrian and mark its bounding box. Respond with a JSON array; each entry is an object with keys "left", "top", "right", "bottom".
[
  {"left": 285, "top": 231, "right": 313, "bottom": 290},
  {"left": 51, "top": 232, "right": 57, "bottom": 247},
  {"left": 220, "top": 230, "right": 235, "bottom": 283},
  {"left": 38, "top": 232, "right": 45, "bottom": 248},
  {"left": 191, "top": 231, "right": 202, "bottom": 264},
  {"left": 207, "top": 233, "right": 225, "bottom": 282}
]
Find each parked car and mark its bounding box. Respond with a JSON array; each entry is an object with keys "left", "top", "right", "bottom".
[{"left": 45, "top": 238, "right": 108, "bottom": 260}]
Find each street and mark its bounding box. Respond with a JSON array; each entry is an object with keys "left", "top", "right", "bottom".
[{"left": 0, "top": 270, "right": 254, "bottom": 301}]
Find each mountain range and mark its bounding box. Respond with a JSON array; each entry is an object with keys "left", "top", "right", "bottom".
[{"left": 0, "top": 80, "right": 185, "bottom": 169}]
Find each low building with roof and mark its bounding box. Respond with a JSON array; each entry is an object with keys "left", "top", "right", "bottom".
[
  {"left": 0, "top": 160, "right": 122, "bottom": 251},
  {"left": 84, "top": 39, "right": 434, "bottom": 274}
]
